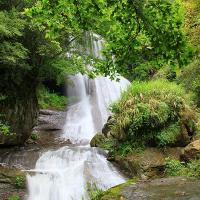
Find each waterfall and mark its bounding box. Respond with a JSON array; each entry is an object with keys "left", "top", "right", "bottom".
[{"left": 27, "top": 33, "right": 130, "bottom": 200}]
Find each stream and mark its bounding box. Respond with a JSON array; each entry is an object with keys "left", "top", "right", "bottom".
[{"left": 26, "top": 36, "right": 130, "bottom": 200}]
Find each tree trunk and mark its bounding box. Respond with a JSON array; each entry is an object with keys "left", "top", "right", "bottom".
[{"left": 0, "top": 84, "right": 38, "bottom": 146}]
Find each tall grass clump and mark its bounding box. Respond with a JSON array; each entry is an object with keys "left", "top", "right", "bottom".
[
  {"left": 110, "top": 79, "right": 199, "bottom": 148},
  {"left": 38, "top": 87, "right": 67, "bottom": 110}
]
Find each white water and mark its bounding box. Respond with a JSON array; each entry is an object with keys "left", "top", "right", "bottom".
[{"left": 27, "top": 34, "right": 129, "bottom": 200}]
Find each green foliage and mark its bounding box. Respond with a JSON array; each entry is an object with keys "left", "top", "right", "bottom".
[
  {"left": 87, "top": 183, "right": 104, "bottom": 200},
  {"left": 8, "top": 194, "right": 20, "bottom": 200},
  {"left": 110, "top": 80, "right": 198, "bottom": 149},
  {"left": 180, "top": 59, "right": 200, "bottom": 106},
  {"left": 156, "top": 123, "right": 181, "bottom": 147},
  {"left": 165, "top": 158, "right": 200, "bottom": 178},
  {"left": 165, "top": 158, "right": 186, "bottom": 176},
  {"left": 30, "top": 132, "right": 39, "bottom": 141},
  {"left": 97, "top": 179, "right": 136, "bottom": 200},
  {"left": 0, "top": 11, "right": 25, "bottom": 37},
  {"left": 182, "top": 0, "right": 200, "bottom": 55},
  {"left": 153, "top": 66, "right": 179, "bottom": 82},
  {"left": 0, "top": 122, "right": 10, "bottom": 136},
  {"left": 115, "top": 141, "right": 144, "bottom": 157},
  {"left": 0, "top": 10, "right": 28, "bottom": 71},
  {"left": 25, "top": 0, "right": 191, "bottom": 79},
  {"left": 38, "top": 87, "right": 67, "bottom": 110},
  {"left": 0, "top": 0, "right": 197, "bottom": 144},
  {"left": 15, "top": 175, "right": 26, "bottom": 189},
  {"left": 0, "top": 0, "right": 86, "bottom": 109}
]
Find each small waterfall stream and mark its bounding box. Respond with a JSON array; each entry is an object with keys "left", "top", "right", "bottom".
[{"left": 27, "top": 34, "right": 130, "bottom": 200}]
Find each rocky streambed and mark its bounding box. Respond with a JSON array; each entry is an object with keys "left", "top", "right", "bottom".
[
  {"left": 1, "top": 109, "right": 200, "bottom": 199},
  {"left": 0, "top": 109, "right": 69, "bottom": 199}
]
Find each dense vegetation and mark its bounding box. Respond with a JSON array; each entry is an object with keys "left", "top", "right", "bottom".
[
  {"left": 0, "top": 0, "right": 84, "bottom": 144},
  {"left": 89, "top": 0, "right": 200, "bottom": 187},
  {"left": 165, "top": 157, "right": 200, "bottom": 178},
  {"left": 180, "top": 60, "right": 200, "bottom": 106},
  {"left": 98, "top": 80, "right": 199, "bottom": 156},
  {"left": 0, "top": 0, "right": 200, "bottom": 199},
  {"left": 38, "top": 87, "right": 67, "bottom": 110},
  {"left": 26, "top": 0, "right": 191, "bottom": 79},
  {"left": 0, "top": 0, "right": 192, "bottom": 145}
]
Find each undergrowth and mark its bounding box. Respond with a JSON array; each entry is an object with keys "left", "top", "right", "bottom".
[
  {"left": 87, "top": 183, "right": 104, "bottom": 200},
  {"left": 38, "top": 87, "right": 67, "bottom": 110},
  {"left": 0, "top": 121, "right": 11, "bottom": 136},
  {"left": 8, "top": 194, "right": 20, "bottom": 200},
  {"left": 165, "top": 157, "right": 200, "bottom": 178},
  {"left": 109, "top": 80, "right": 198, "bottom": 149}
]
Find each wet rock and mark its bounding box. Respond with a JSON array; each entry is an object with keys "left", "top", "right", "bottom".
[
  {"left": 0, "top": 165, "right": 26, "bottom": 200},
  {"left": 102, "top": 116, "right": 112, "bottom": 137},
  {"left": 102, "top": 117, "right": 126, "bottom": 140},
  {"left": 0, "top": 130, "right": 71, "bottom": 170},
  {"left": 114, "top": 147, "right": 183, "bottom": 178},
  {"left": 183, "top": 139, "right": 200, "bottom": 160},
  {"left": 100, "top": 177, "right": 200, "bottom": 200},
  {"left": 34, "top": 109, "right": 66, "bottom": 131},
  {"left": 39, "top": 109, "right": 61, "bottom": 115},
  {"left": 0, "top": 133, "right": 18, "bottom": 146},
  {"left": 90, "top": 133, "right": 106, "bottom": 147}
]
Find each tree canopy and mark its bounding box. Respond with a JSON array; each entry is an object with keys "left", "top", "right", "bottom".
[{"left": 25, "top": 0, "right": 192, "bottom": 80}]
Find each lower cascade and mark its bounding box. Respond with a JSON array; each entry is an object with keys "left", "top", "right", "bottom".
[{"left": 27, "top": 74, "right": 129, "bottom": 200}]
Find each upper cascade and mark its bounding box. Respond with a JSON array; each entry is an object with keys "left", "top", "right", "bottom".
[
  {"left": 62, "top": 33, "right": 130, "bottom": 144},
  {"left": 62, "top": 74, "right": 129, "bottom": 144}
]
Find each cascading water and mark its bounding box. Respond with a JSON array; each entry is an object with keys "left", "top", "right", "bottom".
[{"left": 27, "top": 34, "right": 130, "bottom": 200}]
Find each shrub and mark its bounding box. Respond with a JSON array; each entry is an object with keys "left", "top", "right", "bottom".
[
  {"left": 30, "top": 133, "right": 39, "bottom": 141},
  {"left": 155, "top": 123, "right": 181, "bottom": 147},
  {"left": 110, "top": 80, "right": 198, "bottom": 148},
  {"left": 8, "top": 194, "right": 20, "bottom": 200},
  {"left": 180, "top": 59, "right": 200, "bottom": 106},
  {"left": 153, "top": 66, "right": 178, "bottom": 82},
  {"left": 38, "top": 87, "right": 67, "bottom": 110},
  {"left": 87, "top": 183, "right": 104, "bottom": 200},
  {"left": 0, "top": 122, "right": 10, "bottom": 135},
  {"left": 165, "top": 158, "right": 186, "bottom": 176},
  {"left": 165, "top": 158, "right": 200, "bottom": 178},
  {"left": 15, "top": 176, "right": 26, "bottom": 189}
]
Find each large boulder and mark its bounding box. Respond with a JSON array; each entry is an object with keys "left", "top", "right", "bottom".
[
  {"left": 34, "top": 109, "right": 66, "bottom": 131},
  {"left": 102, "top": 117, "right": 126, "bottom": 141},
  {"left": 90, "top": 133, "right": 106, "bottom": 148},
  {"left": 113, "top": 147, "right": 183, "bottom": 179},
  {"left": 183, "top": 139, "right": 200, "bottom": 160},
  {"left": 100, "top": 177, "right": 200, "bottom": 200}
]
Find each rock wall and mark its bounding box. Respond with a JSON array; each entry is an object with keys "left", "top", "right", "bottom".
[{"left": 0, "top": 84, "right": 38, "bottom": 146}]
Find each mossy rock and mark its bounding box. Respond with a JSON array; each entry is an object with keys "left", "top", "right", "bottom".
[
  {"left": 100, "top": 179, "right": 136, "bottom": 200},
  {"left": 90, "top": 133, "right": 107, "bottom": 148},
  {"left": 100, "top": 177, "right": 200, "bottom": 200},
  {"left": 0, "top": 166, "right": 26, "bottom": 188},
  {"left": 113, "top": 147, "right": 183, "bottom": 179},
  {"left": 0, "top": 165, "right": 26, "bottom": 199}
]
